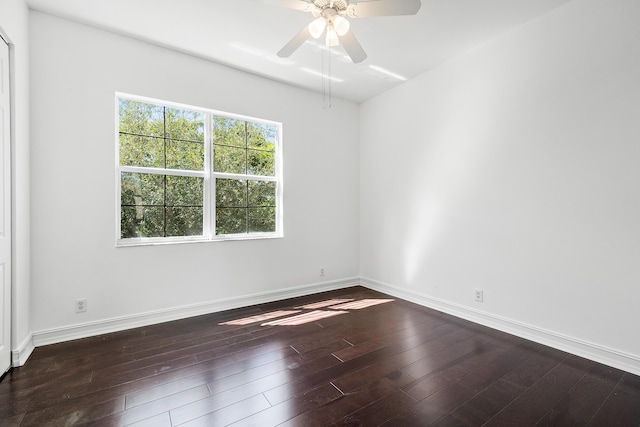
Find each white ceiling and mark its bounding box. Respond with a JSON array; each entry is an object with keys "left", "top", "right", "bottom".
[{"left": 27, "top": 0, "right": 571, "bottom": 103}]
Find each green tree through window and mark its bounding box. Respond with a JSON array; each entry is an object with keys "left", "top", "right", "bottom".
[{"left": 117, "top": 95, "right": 281, "bottom": 244}]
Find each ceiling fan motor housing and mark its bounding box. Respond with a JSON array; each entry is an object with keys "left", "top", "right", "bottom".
[{"left": 313, "top": 0, "right": 349, "bottom": 16}]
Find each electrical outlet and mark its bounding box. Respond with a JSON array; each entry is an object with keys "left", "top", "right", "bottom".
[
  {"left": 75, "top": 298, "right": 87, "bottom": 313},
  {"left": 474, "top": 289, "right": 484, "bottom": 302},
  {"left": 320, "top": 267, "right": 325, "bottom": 276}
]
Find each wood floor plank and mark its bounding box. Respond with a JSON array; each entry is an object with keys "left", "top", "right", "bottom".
[
  {"left": 336, "top": 364, "right": 416, "bottom": 398},
  {"left": 499, "top": 348, "right": 565, "bottom": 389},
  {"left": 124, "top": 373, "right": 225, "bottom": 409},
  {"left": 0, "top": 371, "right": 94, "bottom": 418},
  {"left": 401, "top": 335, "right": 501, "bottom": 381},
  {"left": 125, "top": 412, "right": 172, "bottom": 427},
  {"left": 172, "top": 393, "right": 271, "bottom": 426},
  {"left": 535, "top": 409, "right": 587, "bottom": 427},
  {"left": 333, "top": 327, "right": 499, "bottom": 401},
  {"left": 262, "top": 346, "right": 395, "bottom": 407},
  {"left": 0, "top": 412, "right": 25, "bottom": 427},
  {"left": 278, "top": 375, "right": 403, "bottom": 427},
  {"left": 617, "top": 372, "right": 640, "bottom": 397},
  {"left": 540, "top": 362, "right": 623, "bottom": 425},
  {"left": 455, "top": 342, "right": 544, "bottom": 393},
  {"left": 121, "top": 352, "right": 269, "bottom": 408},
  {"left": 86, "top": 385, "right": 211, "bottom": 427},
  {"left": 401, "top": 345, "right": 505, "bottom": 404},
  {"left": 258, "top": 354, "right": 342, "bottom": 405},
  {"left": 383, "top": 382, "right": 477, "bottom": 426},
  {"left": 333, "top": 389, "right": 417, "bottom": 426},
  {"left": 451, "top": 378, "right": 525, "bottom": 424},
  {"left": 92, "top": 355, "right": 199, "bottom": 387},
  {"left": 332, "top": 339, "right": 386, "bottom": 362},
  {"left": 228, "top": 382, "right": 344, "bottom": 426},
  {"left": 197, "top": 352, "right": 339, "bottom": 416},
  {"left": 483, "top": 357, "right": 587, "bottom": 426},
  {"left": 20, "top": 396, "right": 125, "bottom": 427},
  {"left": 586, "top": 388, "right": 640, "bottom": 426}
]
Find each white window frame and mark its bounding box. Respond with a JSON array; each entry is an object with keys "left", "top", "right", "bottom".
[{"left": 115, "top": 93, "right": 283, "bottom": 246}]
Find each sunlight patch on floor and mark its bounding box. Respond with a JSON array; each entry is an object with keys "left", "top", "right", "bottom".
[
  {"left": 296, "top": 299, "right": 354, "bottom": 309},
  {"left": 261, "top": 310, "right": 348, "bottom": 326},
  {"left": 328, "top": 299, "right": 395, "bottom": 310},
  {"left": 220, "top": 310, "right": 301, "bottom": 325},
  {"left": 219, "top": 298, "right": 395, "bottom": 327}
]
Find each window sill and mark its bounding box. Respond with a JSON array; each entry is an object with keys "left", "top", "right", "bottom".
[{"left": 116, "top": 233, "right": 283, "bottom": 247}]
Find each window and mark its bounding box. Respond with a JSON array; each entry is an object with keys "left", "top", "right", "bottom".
[{"left": 116, "top": 94, "right": 282, "bottom": 245}]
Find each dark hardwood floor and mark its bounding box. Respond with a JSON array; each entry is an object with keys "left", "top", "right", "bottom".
[{"left": 1, "top": 286, "right": 639, "bottom": 426}]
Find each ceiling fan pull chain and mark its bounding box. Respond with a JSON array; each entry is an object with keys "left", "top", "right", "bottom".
[
  {"left": 322, "top": 44, "right": 326, "bottom": 108},
  {"left": 328, "top": 46, "right": 332, "bottom": 108},
  {"left": 321, "top": 44, "right": 333, "bottom": 109}
]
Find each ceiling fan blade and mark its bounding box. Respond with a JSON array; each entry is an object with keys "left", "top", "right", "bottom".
[
  {"left": 338, "top": 30, "right": 367, "bottom": 63},
  {"left": 277, "top": 25, "right": 311, "bottom": 57},
  {"left": 347, "top": 0, "right": 421, "bottom": 18},
  {"left": 264, "top": 0, "right": 314, "bottom": 12}
]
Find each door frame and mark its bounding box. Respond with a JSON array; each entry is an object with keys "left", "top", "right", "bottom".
[{"left": 0, "top": 31, "right": 13, "bottom": 377}]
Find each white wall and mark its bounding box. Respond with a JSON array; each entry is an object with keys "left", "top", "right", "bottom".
[
  {"left": 360, "top": 0, "right": 640, "bottom": 372},
  {"left": 0, "top": 0, "right": 32, "bottom": 365},
  {"left": 29, "top": 12, "right": 359, "bottom": 340}
]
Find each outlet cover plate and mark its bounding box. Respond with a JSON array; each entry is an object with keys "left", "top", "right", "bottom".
[{"left": 76, "top": 298, "right": 87, "bottom": 313}]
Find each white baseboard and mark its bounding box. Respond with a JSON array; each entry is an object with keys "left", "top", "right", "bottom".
[
  {"left": 12, "top": 333, "right": 34, "bottom": 367},
  {"left": 32, "top": 277, "right": 359, "bottom": 348},
  {"left": 360, "top": 277, "right": 640, "bottom": 376}
]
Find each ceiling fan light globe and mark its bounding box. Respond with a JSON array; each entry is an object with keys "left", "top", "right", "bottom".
[
  {"left": 325, "top": 27, "right": 339, "bottom": 47},
  {"left": 308, "top": 17, "right": 326, "bottom": 39},
  {"left": 333, "top": 15, "right": 350, "bottom": 36}
]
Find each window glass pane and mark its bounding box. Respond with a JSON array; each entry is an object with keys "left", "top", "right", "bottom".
[
  {"left": 166, "top": 139, "right": 204, "bottom": 170},
  {"left": 247, "top": 149, "right": 275, "bottom": 176},
  {"left": 248, "top": 207, "right": 276, "bottom": 233},
  {"left": 248, "top": 181, "right": 276, "bottom": 207},
  {"left": 166, "top": 176, "right": 203, "bottom": 207},
  {"left": 214, "top": 145, "right": 246, "bottom": 174},
  {"left": 216, "top": 208, "right": 246, "bottom": 234},
  {"left": 121, "top": 172, "right": 164, "bottom": 206},
  {"left": 247, "top": 123, "right": 276, "bottom": 151},
  {"left": 121, "top": 206, "right": 164, "bottom": 238},
  {"left": 121, "top": 174, "right": 203, "bottom": 238},
  {"left": 119, "top": 99, "right": 165, "bottom": 137},
  {"left": 166, "top": 207, "right": 203, "bottom": 237},
  {"left": 216, "top": 179, "right": 247, "bottom": 208},
  {"left": 119, "top": 134, "right": 165, "bottom": 168},
  {"left": 165, "top": 108, "right": 204, "bottom": 142},
  {"left": 213, "top": 117, "right": 246, "bottom": 147}
]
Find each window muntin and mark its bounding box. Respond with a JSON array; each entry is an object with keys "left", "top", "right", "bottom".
[{"left": 117, "top": 94, "right": 282, "bottom": 245}]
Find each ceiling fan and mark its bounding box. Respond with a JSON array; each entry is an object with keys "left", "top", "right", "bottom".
[{"left": 274, "top": 0, "right": 422, "bottom": 63}]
